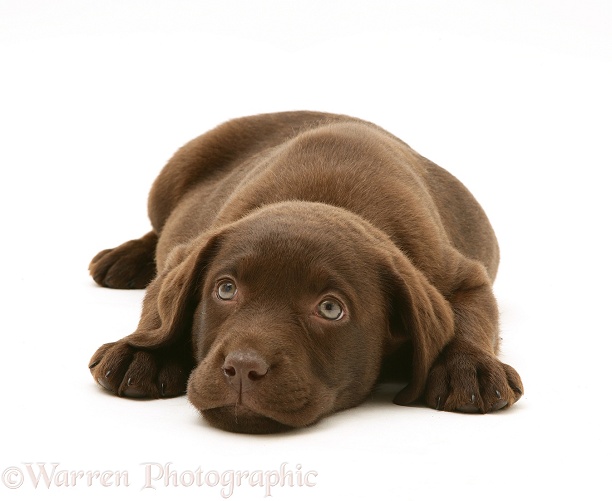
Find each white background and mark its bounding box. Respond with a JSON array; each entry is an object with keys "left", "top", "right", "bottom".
[{"left": 1, "top": 1, "right": 610, "bottom": 499}]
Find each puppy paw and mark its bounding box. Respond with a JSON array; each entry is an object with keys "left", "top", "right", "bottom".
[
  {"left": 88, "top": 341, "right": 192, "bottom": 398},
  {"left": 89, "top": 232, "right": 157, "bottom": 289},
  {"left": 424, "top": 341, "right": 523, "bottom": 413}
]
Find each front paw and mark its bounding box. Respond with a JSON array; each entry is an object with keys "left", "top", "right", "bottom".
[
  {"left": 89, "top": 232, "right": 157, "bottom": 289},
  {"left": 424, "top": 341, "right": 523, "bottom": 413},
  {"left": 88, "top": 341, "right": 191, "bottom": 398}
]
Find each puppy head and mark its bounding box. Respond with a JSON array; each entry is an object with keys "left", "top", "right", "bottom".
[{"left": 127, "top": 202, "right": 454, "bottom": 433}]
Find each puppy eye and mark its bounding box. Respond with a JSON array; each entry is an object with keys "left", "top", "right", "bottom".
[
  {"left": 217, "top": 280, "right": 237, "bottom": 300},
  {"left": 317, "top": 299, "right": 344, "bottom": 320}
]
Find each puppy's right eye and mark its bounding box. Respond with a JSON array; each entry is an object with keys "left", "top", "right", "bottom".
[
  {"left": 317, "top": 299, "right": 344, "bottom": 320},
  {"left": 217, "top": 281, "right": 237, "bottom": 300}
]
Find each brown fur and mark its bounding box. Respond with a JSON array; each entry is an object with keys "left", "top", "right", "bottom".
[{"left": 89, "top": 111, "right": 523, "bottom": 433}]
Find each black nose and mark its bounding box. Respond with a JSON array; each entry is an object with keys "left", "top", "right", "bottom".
[{"left": 222, "top": 350, "right": 269, "bottom": 393}]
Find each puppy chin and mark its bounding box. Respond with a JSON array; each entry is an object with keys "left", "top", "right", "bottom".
[{"left": 201, "top": 406, "right": 294, "bottom": 434}]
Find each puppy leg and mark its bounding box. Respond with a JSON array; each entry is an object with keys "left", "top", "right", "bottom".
[
  {"left": 424, "top": 264, "right": 523, "bottom": 413},
  {"left": 89, "top": 231, "right": 157, "bottom": 289}
]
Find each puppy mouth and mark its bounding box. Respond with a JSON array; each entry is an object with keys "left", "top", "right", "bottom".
[
  {"left": 186, "top": 364, "right": 336, "bottom": 433},
  {"left": 200, "top": 404, "right": 294, "bottom": 434}
]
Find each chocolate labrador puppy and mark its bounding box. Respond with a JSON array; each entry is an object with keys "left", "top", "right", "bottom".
[{"left": 89, "top": 111, "right": 523, "bottom": 433}]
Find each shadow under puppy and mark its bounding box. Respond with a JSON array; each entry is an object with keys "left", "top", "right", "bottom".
[{"left": 89, "top": 111, "right": 523, "bottom": 433}]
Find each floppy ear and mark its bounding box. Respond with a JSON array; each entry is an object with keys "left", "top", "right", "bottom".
[
  {"left": 123, "top": 232, "right": 223, "bottom": 350},
  {"left": 383, "top": 250, "right": 455, "bottom": 405}
]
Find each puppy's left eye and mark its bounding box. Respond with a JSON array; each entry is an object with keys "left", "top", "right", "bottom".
[
  {"left": 317, "top": 299, "right": 344, "bottom": 320},
  {"left": 217, "top": 281, "right": 237, "bottom": 300}
]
